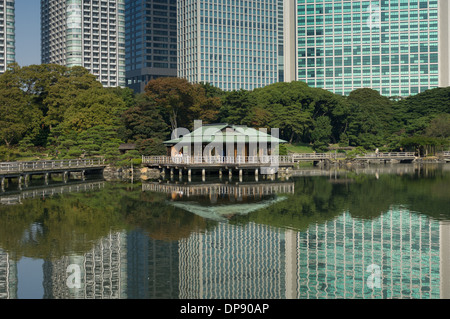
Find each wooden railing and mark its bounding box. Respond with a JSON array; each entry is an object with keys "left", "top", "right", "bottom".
[
  {"left": 142, "top": 155, "right": 294, "bottom": 165},
  {"left": 0, "top": 159, "right": 106, "bottom": 174},
  {"left": 356, "top": 152, "right": 416, "bottom": 158},
  {"left": 442, "top": 151, "right": 450, "bottom": 157},
  {"left": 292, "top": 153, "right": 333, "bottom": 160}
]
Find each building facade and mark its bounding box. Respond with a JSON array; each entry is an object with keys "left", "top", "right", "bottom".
[
  {"left": 125, "top": 0, "right": 177, "bottom": 93},
  {"left": 177, "top": 0, "right": 296, "bottom": 91},
  {"left": 41, "top": 0, "right": 126, "bottom": 87},
  {"left": 297, "top": 0, "right": 450, "bottom": 97},
  {"left": 0, "top": 0, "right": 15, "bottom": 74}
]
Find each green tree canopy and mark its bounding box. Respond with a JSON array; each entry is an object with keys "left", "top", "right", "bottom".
[
  {"left": 0, "top": 65, "right": 42, "bottom": 148},
  {"left": 144, "top": 77, "right": 220, "bottom": 131}
]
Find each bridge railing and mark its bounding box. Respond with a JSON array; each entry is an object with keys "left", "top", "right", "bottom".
[
  {"left": 356, "top": 152, "right": 416, "bottom": 158},
  {"left": 292, "top": 153, "right": 332, "bottom": 160},
  {"left": 442, "top": 151, "right": 450, "bottom": 157},
  {"left": 142, "top": 155, "right": 294, "bottom": 165},
  {"left": 1, "top": 181, "right": 105, "bottom": 205},
  {"left": 0, "top": 158, "right": 106, "bottom": 173}
]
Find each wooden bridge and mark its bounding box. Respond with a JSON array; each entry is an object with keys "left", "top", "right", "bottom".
[
  {"left": 291, "top": 153, "right": 336, "bottom": 161},
  {"left": 0, "top": 159, "right": 106, "bottom": 190},
  {"left": 442, "top": 151, "right": 450, "bottom": 162},
  {"left": 355, "top": 152, "right": 416, "bottom": 162}
]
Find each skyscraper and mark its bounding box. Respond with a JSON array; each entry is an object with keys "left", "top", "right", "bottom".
[
  {"left": 125, "top": 0, "right": 178, "bottom": 93},
  {"left": 0, "top": 0, "right": 15, "bottom": 74},
  {"left": 41, "top": 0, "right": 126, "bottom": 87},
  {"left": 296, "top": 0, "right": 450, "bottom": 97},
  {"left": 177, "top": 0, "right": 296, "bottom": 91}
]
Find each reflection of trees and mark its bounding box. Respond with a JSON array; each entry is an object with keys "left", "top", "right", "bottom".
[
  {"left": 0, "top": 185, "right": 128, "bottom": 261},
  {"left": 118, "top": 191, "right": 215, "bottom": 242},
  {"left": 0, "top": 183, "right": 214, "bottom": 260},
  {"left": 230, "top": 177, "right": 347, "bottom": 231},
  {"left": 231, "top": 167, "right": 450, "bottom": 231},
  {"left": 0, "top": 167, "right": 448, "bottom": 259}
]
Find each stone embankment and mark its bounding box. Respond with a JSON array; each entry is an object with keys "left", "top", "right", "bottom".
[{"left": 103, "top": 165, "right": 161, "bottom": 181}]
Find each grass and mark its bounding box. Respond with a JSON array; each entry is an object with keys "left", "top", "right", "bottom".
[{"left": 285, "top": 143, "right": 314, "bottom": 154}]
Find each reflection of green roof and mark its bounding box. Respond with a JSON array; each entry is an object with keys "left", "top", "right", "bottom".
[
  {"left": 164, "top": 124, "right": 287, "bottom": 146},
  {"left": 168, "top": 196, "right": 287, "bottom": 222}
]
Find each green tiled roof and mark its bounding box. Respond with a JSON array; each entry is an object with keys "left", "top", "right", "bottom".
[{"left": 163, "top": 124, "right": 287, "bottom": 145}]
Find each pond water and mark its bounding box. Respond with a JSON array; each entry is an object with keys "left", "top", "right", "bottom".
[{"left": 0, "top": 164, "right": 449, "bottom": 299}]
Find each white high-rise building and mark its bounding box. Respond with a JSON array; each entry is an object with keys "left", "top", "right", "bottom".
[
  {"left": 0, "top": 0, "right": 15, "bottom": 74},
  {"left": 177, "top": 0, "right": 296, "bottom": 91},
  {"left": 41, "top": 0, "right": 126, "bottom": 87}
]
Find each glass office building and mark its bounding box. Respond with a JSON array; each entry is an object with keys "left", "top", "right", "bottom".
[
  {"left": 0, "top": 0, "right": 15, "bottom": 74},
  {"left": 297, "top": 0, "right": 450, "bottom": 97},
  {"left": 41, "top": 0, "right": 126, "bottom": 87},
  {"left": 125, "top": 0, "right": 178, "bottom": 93},
  {"left": 178, "top": 0, "right": 296, "bottom": 91}
]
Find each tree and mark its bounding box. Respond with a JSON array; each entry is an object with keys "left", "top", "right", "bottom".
[
  {"left": 44, "top": 66, "right": 102, "bottom": 128},
  {"left": 395, "top": 87, "right": 450, "bottom": 136},
  {"left": 47, "top": 85, "right": 127, "bottom": 160},
  {"left": 246, "top": 106, "right": 273, "bottom": 128},
  {"left": 0, "top": 66, "right": 42, "bottom": 147},
  {"left": 309, "top": 88, "right": 350, "bottom": 144},
  {"left": 144, "top": 77, "right": 220, "bottom": 131},
  {"left": 311, "top": 116, "right": 332, "bottom": 152},
  {"left": 251, "top": 82, "right": 316, "bottom": 143},
  {"left": 106, "top": 87, "right": 137, "bottom": 109},
  {"left": 57, "top": 86, "right": 126, "bottom": 133},
  {"left": 346, "top": 88, "right": 395, "bottom": 149},
  {"left": 425, "top": 114, "right": 450, "bottom": 139},
  {"left": 218, "top": 89, "right": 256, "bottom": 125},
  {"left": 121, "top": 93, "right": 170, "bottom": 142}
]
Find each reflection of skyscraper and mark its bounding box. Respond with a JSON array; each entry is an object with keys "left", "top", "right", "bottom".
[
  {"left": 439, "top": 221, "right": 450, "bottom": 299},
  {"left": 43, "top": 231, "right": 127, "bottom": 299},
  {"left": 178, "top": 222, "right": 285, "bottom": 298},
  {"left": 126, "top": 230, "right": 179, "bottom": 299},
  {"left": 292, "top": 208, "right": 441, "bottom": 298},
  {"left": 177, "top": 206, "right": 449, "bottom": 299},
  {"left": 0, "top": 250, "right": 17, "bottom": 299}
]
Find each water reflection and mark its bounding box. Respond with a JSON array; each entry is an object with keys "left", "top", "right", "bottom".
[
  {"left": 42, "top": 232, "right": 127, "bottom": 299},
  {"left": 0, "top": 164, "right": 449, "bottom": 299},
  {"left": 0, "top": 179, "right": 105, "bottom": 206},
  {"left": 144, "top": 179, "right": 294, "bottom": 221}
]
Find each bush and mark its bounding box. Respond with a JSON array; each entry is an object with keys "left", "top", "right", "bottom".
[
  {"left": 345, "top": 146, "right": 368, "bottom": 159},
  {"left": 0, "top": 146, "right": 20, "bottom": 161},
  {"left": 277, "top": 144, "right": 288, "bottom": 155}
]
